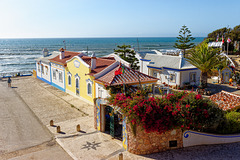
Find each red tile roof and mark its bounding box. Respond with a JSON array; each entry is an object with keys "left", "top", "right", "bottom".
[
  {"left": 49, "top": 51, "right": 80, "bottom": 65},
  {"left": 49, "top": 51, "right": 115, "bottom": 75},
  {"left": 210, "top": 91, "right": 240, "bottom": 110},
  {"left": 81, "top": 56, "right": 116, "bottom": 75},
  {"left": 95, "top": 64, "right": 158, "bottom": 86}
]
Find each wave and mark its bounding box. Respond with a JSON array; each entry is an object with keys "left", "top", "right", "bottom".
[
  {"left": 0, "top": 55, "right": 41, "bottom": 60},
  {"left": 0, "top": 62, "right": 35, "bottom": 67},
  {"left": 0, "top": 52, "right": 41, "bottom": 55}
]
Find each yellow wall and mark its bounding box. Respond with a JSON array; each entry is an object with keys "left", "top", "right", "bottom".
[{"left": 65, "top": 57, "right": 95, "bottom": 104}]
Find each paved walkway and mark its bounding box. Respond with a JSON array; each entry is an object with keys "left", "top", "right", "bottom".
[
  {"left": 0, "top": 80, "right": 72, "bottom": 160},
  {"left": 3, "top": 76, "right": 240, "bottom": 160}
]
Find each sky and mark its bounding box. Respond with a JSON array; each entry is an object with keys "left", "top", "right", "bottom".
[{"left": 0, "top": 0, "right": 239, "bottom": 38}]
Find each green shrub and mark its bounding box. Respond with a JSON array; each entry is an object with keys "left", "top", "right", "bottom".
[
  {"left": 217, "top": 111, "right": 240, "bottom": 134},
  {"left": 228, "top": 105, "right": 240, "bottom": 112}
]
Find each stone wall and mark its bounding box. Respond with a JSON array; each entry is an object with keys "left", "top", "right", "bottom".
[{"left": 127, "top": 124, "right": 182, "bottom": 155}]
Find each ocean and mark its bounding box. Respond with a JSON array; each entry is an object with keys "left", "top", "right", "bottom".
[{"left": 0, "top": 37, "right": 204, "bottom": 76}]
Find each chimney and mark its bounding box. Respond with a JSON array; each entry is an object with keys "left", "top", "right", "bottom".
[
  {"left": 91, "top": 52, "right": 96, "bottom": 70},
  {"left": 42, "top": 48, "right": 49, "bottom": 57},
  {"left": 179, "top": 51, "right": 183, "bottom": 58},
  {"left": 59, "top": 48, "right": 65, "bottom": 59}
]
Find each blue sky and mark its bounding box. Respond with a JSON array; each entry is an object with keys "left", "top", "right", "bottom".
[{"left": 0, "top": 0, "right": 239, "bottom": 38}]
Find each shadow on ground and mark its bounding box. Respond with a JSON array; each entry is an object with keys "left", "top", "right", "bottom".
[
  {"left": 142, "top": 142, "right": 240, "bottom": 160},
  {"left": 206, "top": 83, "right": 238, "bottom": 94}
]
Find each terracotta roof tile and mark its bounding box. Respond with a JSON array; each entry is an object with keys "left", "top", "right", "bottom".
[
  {"left": 210, "top": 91, "right": 240, "bottom": 111},
  {"left": 49, "top": 51, "right": 80, "bottom": 64},
  {"left": 81, "top": 56, "right": 116, "bottom": 75},
  {"left": 95, "top": 64, "right": 158, "bottom": 86}
]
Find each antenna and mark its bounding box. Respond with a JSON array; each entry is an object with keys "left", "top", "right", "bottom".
[{"left": 63, "top": 40, "right": 66, "bottom": 50}]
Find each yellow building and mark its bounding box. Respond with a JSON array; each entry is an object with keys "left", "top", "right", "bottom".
[{"left": 65, "top": 53, "right": 117, "bottom": 104}]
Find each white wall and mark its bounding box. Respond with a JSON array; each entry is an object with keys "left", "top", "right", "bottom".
[
  {"left": 36, "top": 62, "right": 51, "bottom": 82},
  {"left": 41, "top": 62, "right": 51, "bottom": 82},
  {"left": 36, "top": 62, "right": 41, "bottom": 78},
  {"left": 148, "top": 68, "right": 180, "bottom": 86},
  {"left": 51, "top": 63, "right": 65, "bottom": 89},
  {"left": 95, "top": 83, "right": 110, "bottom": 99},
  {"left": 148, "top": 68, "right": 201, "bottom": 87},
  {"left": 141, "top": 61, "right": 150, "bottom": 74},
  {"left": 180, "top": 70, "right": 201, "bottom": 87},
  {"left": 160, "top": 70, "right": 180, "bottom": 86},
  {"left": 183, "top": 130, "right": 240, "bottom": 147}
]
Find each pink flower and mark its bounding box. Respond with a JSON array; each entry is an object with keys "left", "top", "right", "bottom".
[
  {"left": 186, "top": 104, "right": 190, "bottom": 108},
  {"left": 146, "top": 106, "right": 153, "bottom": 113},
  {"left": 133, "top": 105, "right": 138, "bottom": 111},
  {"left": 195, "top": 94, "right": 202, "bottom": 100}
]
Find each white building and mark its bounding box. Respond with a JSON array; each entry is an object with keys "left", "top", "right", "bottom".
[
  {"left": 36, "top": 49, "right": 59, "bottom": 84},
  {"left": 140, "top": 52, "right": 201, "bottom": 87},
  {"left": 104, "top": 53, "right": 130, "bottom": 67}
]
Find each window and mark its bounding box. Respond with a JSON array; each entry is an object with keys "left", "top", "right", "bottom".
[
  {"left": 68, "top": 75, "right": 71, "bottom": 86},
  {"left": 38, "top": 63, "right": 40, "bottom": 72},
  {"left": 53, "top": 69, "right": 56, "bottom": 80},
  {"left": 87, "top": 83, "right": 92, "bottom": 95},
  {"left": 170, "top": 73, "right": 176, "bottom": 83},
  {"left": 190, "top": 72, "right": 196, "bottom": 82},
  {"left": 86, "top": 78, "right": 93, "bottom": 96},
  {"left": 153, "top": 70, "right": 158, "bottom": 78},
  {"left": 98, "top": 87, "right": 102, "bottom": 98},
  {"left": 59, "top": 72, "right": 63, "bottom": 83},
  {"left": 41, "top": 65, "right": 44, "bottom": 74},
  {"left": 45, "top": 66, "right": 48, "bottom": 75},
  {"left": 76, "top": 78, "right": 79, "bottom": 88}
]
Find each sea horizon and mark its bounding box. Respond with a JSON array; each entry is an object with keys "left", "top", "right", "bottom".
[
  {"left": 0, "top": 37, "right": 205, "bottom": 76},
  {"left": 0, "top": 36, "right": 206, "bottom": 39}
]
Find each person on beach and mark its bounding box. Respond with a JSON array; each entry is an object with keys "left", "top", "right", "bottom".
[{"left": 7, "top": 77, "right": 12, "bottom": 87}]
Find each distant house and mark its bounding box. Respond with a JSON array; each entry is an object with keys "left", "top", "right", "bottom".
[
  {"left": 36, "top": 49, "right": 59, "bottom": 84},
  {"left": 208, "top": 42, "right": 223, "bottom": 48},
  {"left": 140, "top": 52, "right": 201, "bottom": 87},
  {"left": 136, "top": 50, "right": 157, "bottom": 71},
  {"left": 221, "top": 67, "right": 232, "bottom": 83},
  {"left": 104, "top": 53, "right": 130, "bottom": 67}
]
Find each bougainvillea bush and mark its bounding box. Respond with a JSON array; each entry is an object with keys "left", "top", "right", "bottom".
[{"left": 108, "top": 91, "right": 225, "bottom": 135}]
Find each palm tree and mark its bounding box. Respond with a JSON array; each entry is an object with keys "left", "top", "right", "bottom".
[{"left": 186, "top": 43, "right": 223, "bottom": 88}]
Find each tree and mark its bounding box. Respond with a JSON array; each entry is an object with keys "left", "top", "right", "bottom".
[
  {"left": 207, "top": 27, "right": 229, "bottom": 41},
  {"left": 229, "top": 25, "right": 240, "bottom": 42},
  {"left": 114, "top": 45, "right": 139, "bottom": 70},
  {"left": 186, "top": 43, "right": 224, "bottom": 88},
  {"left": 206, "top": 25, "right": 240, "bottom": 53},
  {"left": 174, "top": 25, "right": 195, "bottom": 57}
]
